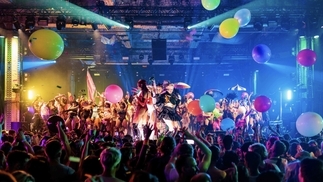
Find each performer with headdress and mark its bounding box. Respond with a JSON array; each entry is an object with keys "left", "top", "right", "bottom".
[
  {"left": 156, "top": 81, "right": 182, "bottom": 133},
  {"left": 133, "top": 79, "right": 152, "bottom": 139}
]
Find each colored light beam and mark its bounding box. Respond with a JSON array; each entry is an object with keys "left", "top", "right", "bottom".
[
  {"left": 23, "top": 60, "right": 56, "bottom": 70},
  {"left": 50, "top": 0, "right": 129, "bottom": 29},
  {"left": 187, "top": 1, "right": 259, "bottom": 29}
]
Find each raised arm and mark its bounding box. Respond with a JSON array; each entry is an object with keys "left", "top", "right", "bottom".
[{"left": 183, "top": 127, "right": 212, "bottom": 173}]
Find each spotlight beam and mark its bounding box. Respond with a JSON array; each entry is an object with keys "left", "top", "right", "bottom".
[{"left": 51, "top": 1, "right": 130, "bottom": 29}]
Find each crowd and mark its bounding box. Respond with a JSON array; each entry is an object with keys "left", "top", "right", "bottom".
[{"left": 0, "top": 78, "right": 323, "bottom": 182}]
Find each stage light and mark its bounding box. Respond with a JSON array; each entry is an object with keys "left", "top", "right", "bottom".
[
  {"left": 72, "top": 17, "right": 80, "bottom": 26},
  {"left": 28, "top": 90, "right": 34, "bottom": 100},
  {"left": 91, "top": 23, "right": 98, "bottom": 30},
  {"left": 25, "top": 16, "right": 36, "bottom": 30},
  {"left": 168, "top": 55, "right": 175, "bottom": 65},
  {"left": 148, "top": 55, "right": 153, "bottom": 65},
  {"left": 139, "top": 54, "right": 144, "bottom": 60},
  {"left": 56, "top": 15, "right": 66, "bottom": 30},
  {"left": 286, "top": 89, "right": 292, "bottom": 101},
  {"left": 38, "top": 17, "right": 49, "bottom": 26},
  {"left": 253, "top": 21, "right": 263, "bottom": 31},
  {"left": 80, "top": 17, "right": 87, "bottom": 25},
  {"left": 314, "top": 35, "right": 320, "bottom": 39},
  {"left": 125, "top": 17, "right": 133, "bottom": 29}
]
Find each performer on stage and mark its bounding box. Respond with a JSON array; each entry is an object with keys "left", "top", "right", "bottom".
[
  {"left": 133, "top": 79, "right": 151, "bottom": 139},
  {"left": 156, "top": 81, "right": 181, "bottom": 133}
]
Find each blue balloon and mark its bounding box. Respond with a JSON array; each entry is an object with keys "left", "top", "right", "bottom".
[
  {"left": 221, "top": 118, "right": 235, "bottom": 131},
  {"left": 252, "top": 44, "right": 272, "bottom": 64},
  {"left": 199, "top": 95, "right": 216, "bottom": 112},
  {"left": 234, "top": 8, "right": 251, "bottom": 27}
]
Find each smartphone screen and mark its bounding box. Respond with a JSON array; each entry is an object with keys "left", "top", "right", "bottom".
[{"left": 186, "top": 139, "right": 194, "bottom": 145}]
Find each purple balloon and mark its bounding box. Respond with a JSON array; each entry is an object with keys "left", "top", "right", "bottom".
[{"left": 252, "top": 44, "right": 272, "bottom": 64}]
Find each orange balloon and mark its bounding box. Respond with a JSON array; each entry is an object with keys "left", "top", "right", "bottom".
[
  {"left": 187, "top": 100, "right": 203, "bottom": 116},
  {"left": 219, "top": 18, "right": 240, "bottom": 39}
]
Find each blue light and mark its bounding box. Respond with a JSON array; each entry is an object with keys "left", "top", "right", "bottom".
[
  {"left": 286, "top": 89, "right": 292, "bottom": 101},
  {"left": 23, "top": 59, "right": 56, "bottom": 70}
]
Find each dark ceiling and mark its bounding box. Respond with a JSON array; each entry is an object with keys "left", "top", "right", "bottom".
[{"left": 0, "top": 0, "right": 322, "bottom": 66}]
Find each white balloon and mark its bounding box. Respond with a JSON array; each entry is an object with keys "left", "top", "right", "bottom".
[
  {"left": 296, "top": 112, "right": 323, "bottom": 137},
  {"left": 221, "top": 118, "right": 235, "bottom": 131},
  {"left": 234, "top": 8, "right": 251, "bottom": 27}
]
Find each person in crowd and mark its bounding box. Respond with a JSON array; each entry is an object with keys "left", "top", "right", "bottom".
[{"left": 298, "top": 158, "right": 323, "bottom": 182}]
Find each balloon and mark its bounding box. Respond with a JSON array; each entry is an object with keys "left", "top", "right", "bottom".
[
  {"left": 252, "top": 44, "right": 272, "bottom": 64},
  {"left": 199, "top": 95, "right": 216, "bottom": 112},
  {"left": 219, "top": 18, "right": 240, "bottom": 39},
  {"left": 213, "top": 108, "right": 223, "bottom": 119},
  {"left": 221, "top": 118, "right": 235, "bottom": 131},
  {"left": 28, "top": 29, "right": 64, "bottom": 60},
  {"left": 201, "top": 0, "right": 221, "bottom": 11},
  {"left": 105, "top": 84, "right": 124, "bottom": 103},
  {"left": 296, "top": 112, "right": 323, "bottom": 137},
  {"left": 187, "top": 100, "right": 203, "bottom": 116},
  {"left": 234, "top": 8, "right": 251, "bottom": 27},
  {"left": 254, "top": 95, "right": 272, "bottom": 112},
  {"left": 297, "top": 49, "right": 317, "bottom": 67}
]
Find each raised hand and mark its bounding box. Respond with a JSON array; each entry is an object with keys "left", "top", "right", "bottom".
[
  {"left": 144, "top": 123, "right": 154, "bottom": 140},
  {"left": 182, "top": 127, "right": 194, "bottom": 139}
]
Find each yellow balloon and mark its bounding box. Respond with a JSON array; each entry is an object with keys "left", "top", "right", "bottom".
[
  {"left": 28, "top": 29, "right": 64, "bottom": 60},
  {"left": 219, "top": 18, "right": 240, "bottom": 39}
]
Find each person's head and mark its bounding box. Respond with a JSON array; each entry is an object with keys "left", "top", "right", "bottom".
[
  {"left": 11, "top": 170, "right": 35, "bottom": 182},
  {"left": 120, "top": 147, "right": 133, "bottom": 163},
  {"left": 241, "top": 141, "right": 254, "bottom": 157},
  {"left": 299, "top": 158, "right": 323, "bottom": 182},
  {"left": 209, "top": 145, "right": 220, "bottom": 164},
  {"left": 175, "top": 154, "right": 199, "bottom": 179},
  {"left": 222, "top": 151, "right": 239, "bottom": 170},
  {"left": 6, "top": 150, "right": 31, "bottom": 172},
  {"left": 269, "top": 140, "right": 286, "bottom": 158},
  {"left": 307, "top": 146, "right": 322, "bottom": 157},
  {"left": 176, "top": 143, "right": 194, "bottom": 157},
  {"left": 190, "top": 173, "right": 212, "bottom": 182},
  {"left": 159, "top": 137, "right": 176, "bottom": 155},
  {"left": 25, "top": 156, "right": 50, "bottom": 182},
  {"left": 249, "top": 143, "right": 268, "bottom": 161},
  {"left": 256, "top": 170, "right": 283, "bottom": 182},
  {"left": 0, "top": 170, "right": 16, "bottom": 182},
  {"left": 223, "top": 135, "right": 233, "bottom": 151},
  {"left": 100, "top": 147, "right": 122, "bottom": 172},
  {"left": 295, "top": 151, "right": 311, "bottom": 161},
  {"left": 82, "top": 155, "right": 103, "bottom": 177},
  {"left": 289, "top": 142, "right": 301, "bottom": 157},
  {"left": 245, "top": 151, "right": 261, "bottom": 170},
  {"left": 129, "top": 170, "right": 158, "bottom": 182},
  {"left": 137, "top": 79, "right": 147, "bottom": 89},
  {"left": 266, "top": 136, "right": 279, "bottom": 151},
  {"left": 45, "top": 140, "right": 62, "bottom": 161},
  {"left": 0, "top": 141, "right": 13, "bottom": 156}
]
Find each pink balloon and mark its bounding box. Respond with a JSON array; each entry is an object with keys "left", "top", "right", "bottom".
[
  {"left": 254, "top": 95, "right": 272, "bottom": 112},
  {"left": 297, "top": 49, "right": 317, "bottom": 67},
  {"left": 105, "top": 84, "right": 123, "bottom": 103}
]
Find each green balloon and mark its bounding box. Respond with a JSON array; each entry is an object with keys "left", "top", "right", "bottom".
[{"left": 201, "top": 0, "right": 221, "bottom": 11}]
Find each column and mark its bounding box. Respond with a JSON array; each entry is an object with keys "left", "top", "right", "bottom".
[{"left": 4, "top": 36, "right": 21, "bottom": 130}]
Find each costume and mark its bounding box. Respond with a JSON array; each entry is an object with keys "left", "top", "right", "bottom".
[{"left": 156, "top": 85, "right": 181, "bottom": 132}]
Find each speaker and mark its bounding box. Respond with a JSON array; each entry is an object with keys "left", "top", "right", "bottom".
[{"left": 152, "top": 39, "right": 167, "bottom": 60}]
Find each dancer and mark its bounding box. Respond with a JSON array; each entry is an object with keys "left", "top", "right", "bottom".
[
  {"left": 156, "top": 81, "right": 181, "bottom": 133},
  {"left": 133, "top": 79, "right": 151, "bottom": 140}
]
